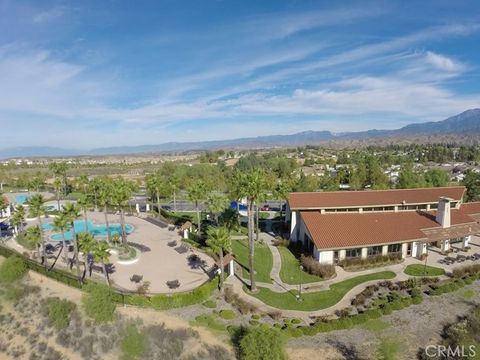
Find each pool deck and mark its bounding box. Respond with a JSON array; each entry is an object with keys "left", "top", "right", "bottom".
[{"left": 21, "top": 210, "right": 214, "bottom": 294}]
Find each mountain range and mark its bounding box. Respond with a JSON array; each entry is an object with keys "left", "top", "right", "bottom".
[{"left": 1, "top": 109, "right": 480, "bottom": 159}]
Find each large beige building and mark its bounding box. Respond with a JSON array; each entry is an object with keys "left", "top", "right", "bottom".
[{"left": 285, "top": 186, "right": 480, "bottom": 264}]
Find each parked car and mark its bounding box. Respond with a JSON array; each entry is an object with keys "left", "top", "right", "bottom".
[
  {"left": 0, "top": 223, "right": 9, "bottom": 231},
  {"left": 261, "top": 204, "right": 270, "bottom": 211}
]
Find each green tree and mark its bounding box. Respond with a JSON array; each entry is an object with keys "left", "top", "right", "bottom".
[
  {"left": 78, "top": 233, "right": 96, "bottom": 278},
  {"left": 240, "top": 325, "right": 287, "bottom": 360},
  {"left": 462, "top": 170, "right": 480, "bottom": 202},
  {"left": 146, "top": 172, "right": 162, "bottom": 217},
  {"left": 206, "top": 193, "right": 230, "bottom": 225},
  {"left": 53, "top": 212, "right": 71, "bottom": 264},
  {"left": 27, "top": 194, "right": 47, "bottom": 267},
  {"left": 98, "top": 177, "right": 114, "bottom": 243},
  {"left": 424, "top": 169, "right": 449, "bottom": 187},
  {"left": 63, "top": 202, "right": 82, "bottom": 280},
  {"left": 11, "top": 205, "right": 25, "bottom": 235},
  {"left": 398, "top": 164, "right": 425, "bottom": 189},
  {"left": 77, "top": 194, "right": 91, "bottom": 233},
  {"left": 230, "top": 169, "right": 267, "bottom": 291},
  {"left": 92, "top": 241, "right": 111, "bottom": 285},
  {"left": 206, "top": 226, "right": 232, "bottom": 293},
  {"left": 25, "top": 225, "right": 42, "bottom": 254},
  {"left": 112, "top": 178, "right": 136, "bottom": 246},
  {"left": 49, "top": 162, "right": 69, "bottom": 197},
  {"left": 187, "top": 180, "right": 208, "bottom": 236}
]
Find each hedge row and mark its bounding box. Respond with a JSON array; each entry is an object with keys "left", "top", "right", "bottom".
[
  {"left": 0, "top": 244, "right": 218, "bottom": 310},
  {"left": 428, "top": 273, "right": 480, "bottom": 296}
]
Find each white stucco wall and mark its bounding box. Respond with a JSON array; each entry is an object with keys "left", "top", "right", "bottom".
[
  {"left": 401, "top": 243, "right": 408, "bottom": 258},
  {"left": 361, "top": 247, "right": 368, "bottom": 259},
  {"left": 290, "top": 210, "right": 298, "bottom": 241},
  {"left": 318, "top": 250, "right": 334, "bottom": 264}
]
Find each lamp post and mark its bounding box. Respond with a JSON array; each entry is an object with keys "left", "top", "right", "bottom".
[{"left": 299, "top": 265, "right": 304, "bottom": 301}]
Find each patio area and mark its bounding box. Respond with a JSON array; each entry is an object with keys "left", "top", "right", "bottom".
[{"left": 18, "top": 210, "right": 214, "bottom": 294}]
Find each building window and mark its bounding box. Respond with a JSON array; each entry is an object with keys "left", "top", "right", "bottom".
[
  {"left": 388, "top": 243, "right": 402, "bottom": 253},
  {"left": 367, "top": 246, "right": 382, "bottom": 257},
  {"left": 346, "top": 248, "right": 362, "bottom": 258}
]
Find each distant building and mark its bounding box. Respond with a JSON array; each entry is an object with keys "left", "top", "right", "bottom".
[{"left": 285, "top": 186, "right": 480, "bottom": 264}]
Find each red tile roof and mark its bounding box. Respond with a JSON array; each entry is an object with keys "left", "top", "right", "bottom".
[
  {"left": 300, "top": 202, "right": 480, "bottom": 250},
  {"left": 288, "top": 186, "right": 465, "bottom": 210}
]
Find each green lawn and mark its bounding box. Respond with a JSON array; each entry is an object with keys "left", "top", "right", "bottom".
[
  {"left": 277, "top": 247, "right": 323, "bottom": 285},
  {"left": 249, "top": 271, "right": 396, "bottom": 311},
  {"left": 404, "top": 264, "right": 445, "bottom": 277},
  {"left": 231, "top": 239, "right": 273, "bottom": 284}
]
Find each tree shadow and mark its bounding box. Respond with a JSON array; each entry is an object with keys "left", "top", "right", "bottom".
[{"left": 326, "top": 339, "right": 364, "bottom": 360}]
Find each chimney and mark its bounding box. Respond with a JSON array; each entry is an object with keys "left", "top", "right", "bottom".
[{"left": 436, "top": 197, "right": 451, "bottom": 228}]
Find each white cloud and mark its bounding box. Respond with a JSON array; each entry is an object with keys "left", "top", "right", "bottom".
[
  {"left": 33, "top": 7, "right": 65, "bottom": 24},
  {"left": 425, "top": 51, "right": 464, "bottom": 72}
]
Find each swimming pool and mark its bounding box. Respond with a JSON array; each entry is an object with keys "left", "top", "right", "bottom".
[
  {"left": 43, "top": 220, "right": 134, "bottom": 241},
  {"left": 15, "top": 194, "right": 31, "bottom": 204}
]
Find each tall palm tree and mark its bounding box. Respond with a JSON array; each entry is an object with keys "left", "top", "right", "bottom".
[
  {"left": 53, "top": 212, "right": 71, "bottom": 263},
  {"left": 28, "top": 194, "right": 47, "bottom": 267},
  {"left": 206, "top": 226, "right": 232, "bottom": 294},
  {"left": 25, "top": 225, "right": 42, "bottom": 255},
  {"left": 98, "top": 177, "right": 113, "bottom": 243},
  {"left": 63, "top": 202, "right": 81, "bottom": 280},
  {"left": 146, "top": 172, "right": 162, "bottom": 217},
  {"left": 78, "top": 232, "right": 96, "bottom": 278},
  {"left": 92, "top": 241, "right": 111, "bottom": 285},
  {"left": 77, "top": 195, "right": 91, "bottom": 233},
  {"left": 53, "top": 178, "right": 62, "bottom": 211},
  {"left": 206, "top": 193, "right": 230, "bottom": 226},
  {"left": 113, "top": 178, "right": 136, "bottom": 246},
  {"left": 89, "top": 177, "right": 102, "bottom": 211},
  {"left": 230, "top": 169, "right": 267, "bottom": 292},
  {"left": 11, "top": 205, "right": 25, "bottom": 235},
  {"left": 168, "top": 174, "right": 180, "bottom": 212},
  {"left": 49, "top": 162, "right": 69, "bottom": 197},
  {"left": 187, "top": 180, "right": 208, "bottom": 236}
]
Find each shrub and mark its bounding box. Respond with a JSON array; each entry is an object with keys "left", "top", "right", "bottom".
[
  {"left": 240, "top": 325, "right": 287, "bottom": 360},
  {"left": 300, "top": 255, "right": 336, "bottom": 279},
  {"left": 46, "top": 297, "right": 76, "bottom": 330},
  {"left": 120, "top": 323, "right": 145, "bottom": 360},
  {"left": 218, "top": 309, "right": 236, "bottom": 320},
  {"left": 82, "top": 283, "right": 117, "bottom": 322},
  {"left": 5, "top": 285, "right": 25, "bottom": 302},
  {"left": 203, "top": 300, "right": 216, "bottom": 308},
  {"left": 272, "top": 237, "right": 289, "bottom": 247},
  {"left": 452, "top": 264, "right": 480, "bottom": 279},
  {"left": 339, "top": 254, "right": 402, "bottom": 270},
  {"left": 0, "top": 256, "right": 27, "bottom": 283}
]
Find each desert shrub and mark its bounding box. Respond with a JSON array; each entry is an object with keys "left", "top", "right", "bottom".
[
  {"left": 224, "top": 287, "right": 258, "bottom": 314},
  {"left": 120, "top": 323, "right": 145, "bottom": 360},
  {"left": 0, "top": 256, "right": 27, "bottom": 283},
  {"left": 82, "top": 283, "right": 116, "bottom": 322},
  {"left": 203, "top": 300, "right": 216, "bottom": 308},
  {"left": 240, "top": 325, "right": 287, "bottom": 360},
  {"left": 452, "top": 264, "right": 480, "bottom": 279},
  {"left": 219, "top": 309, "right": 236, "bottom": 320},
  {"left": 272, "top": 237, "right": 289, "bottom": 247},
  {"left": 5, "top": 285, "right": 25, "bottom": 302},
  {"left": 300, "top": 255, "right": 336, "bottom": 278},
  {"left": 339, "top": 254, "right": 402, "bottom": 270},
  {"left": 46, "top": 297, "right": 76, "bottom": 330}
]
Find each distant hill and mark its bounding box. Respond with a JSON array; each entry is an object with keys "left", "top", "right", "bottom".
[{"left": 1, "top": 109, "right": 479, "bottom": 159}]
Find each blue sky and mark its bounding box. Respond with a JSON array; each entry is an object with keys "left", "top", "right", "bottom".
[{"left": 0, "top": 0, "right": 480, "bottom": 149}]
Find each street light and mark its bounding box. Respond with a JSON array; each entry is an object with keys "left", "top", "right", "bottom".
[{"left": 298, "top": 265, "right": 304, "bottom": 301}]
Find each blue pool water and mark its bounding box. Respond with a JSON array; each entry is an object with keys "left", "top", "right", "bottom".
[
  {"left": 43, "top": 220, "right": 134, "bottom": 241},
  {"left": 15, "top": 194, "right": 30, "bottom": 204}
]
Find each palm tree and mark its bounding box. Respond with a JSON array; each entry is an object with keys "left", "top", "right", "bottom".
[
  {"left": 89, "top": 177, "right": 102, "bottom": 211},
  {"left": 206, "top": 226, "right": 232, "bottom": 294},
  {"left": 28, "top": 194, "right": 47, "bottom": 267},
  {"left": 25, "top": 225, "right": 42, "bottom": 255},
  {"left": 77, "top": 195, "right": 91, "bottom": 233},
  {"left": 0, "top": 195, "right": 8, "bottom": 238},
  {"left": 53, "top": 178, "right": 62, "bottom": 211},
  {"left": 49, "top": 162, "right": 68, "bottom": 197},
  {"left": 112, "top": 178, "right": 136, "bottom": 246},
  {"left": 78, "top": 232, "right": 96, "bottom": 278},
  {"left": 53, "top": 213, "right": 71, "bottom": 263},
  {"left": 230, "top": 169, "right": 267, "bottom": 292},
  {"left": 167, "top": 174, "right": 180, "bottom": 212},
  {"left": 98, "top": 177, "right": 113, "bottom": 243},
  {"left": 187, "top": 180, "right": 208, "bottom": 236},
  {"left": 146, "top": 173, "right": 162, "bottom": 217},
  {"left": 206, "top": 193, "right": 230, "bottom": 225},
  {"left": 11, "top": 205, "right": 25, "bottom": 235},
  {"left": 63, "top": 202, "right": 82, "bottom": 280},
  {"left": 92, "top": 241, "right": 111, "bottom": 285}
]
